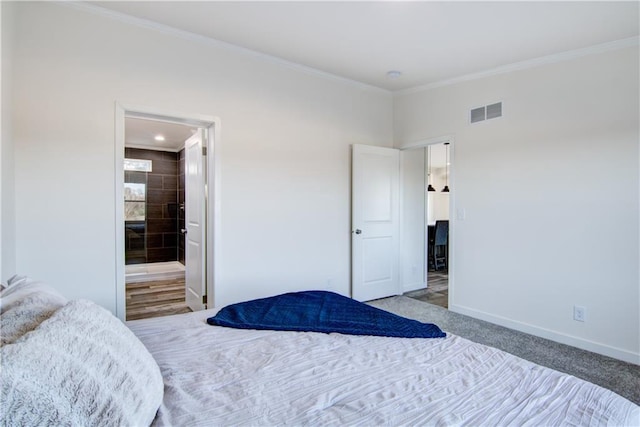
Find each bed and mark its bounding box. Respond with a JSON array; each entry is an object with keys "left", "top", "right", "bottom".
[{"left": 1, "top": 277, "right": 639, "bottom": 426}]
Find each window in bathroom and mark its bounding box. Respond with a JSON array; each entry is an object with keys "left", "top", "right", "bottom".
[
  {"left": 124, "top": 183, "right": 146, "bottom": 221},
  {"left": 124, "top": 158, "right": 151, "bottom": 221},
  {"left": 124, "top": 158, "right": 152, "bottom": 172}
]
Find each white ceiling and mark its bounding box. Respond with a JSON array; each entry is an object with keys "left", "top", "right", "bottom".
[
  {"left": 90, "top": 1, "right": 638, "bottom": 91},
  {"left": 125, "top": 117, "right": 196, "bottom": 151}
]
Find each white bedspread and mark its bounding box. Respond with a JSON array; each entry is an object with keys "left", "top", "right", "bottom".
[{"left": 128, "top": 309, "right": 639, "bottom": 427}]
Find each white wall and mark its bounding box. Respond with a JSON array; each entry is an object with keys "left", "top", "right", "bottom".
[
  {"left": 400, "top": 148, "right": 426, "bottom": 292},
  {"left": 394, "top": 46, "right": 640, "bottom": 363},
  {"left": 1, "top": 1, "right": 17, "bottom": 281},
  {"left": 10, "top": 3, "right": 393, "bottom": 310}
]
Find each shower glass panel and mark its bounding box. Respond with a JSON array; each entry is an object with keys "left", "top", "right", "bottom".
[{"left": 124, "top": 158, "right": 152, "bottom": 265}]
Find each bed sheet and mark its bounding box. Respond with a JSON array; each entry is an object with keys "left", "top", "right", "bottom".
[{"left": 128, "top": 309, "right": 639, "bottom": 426}]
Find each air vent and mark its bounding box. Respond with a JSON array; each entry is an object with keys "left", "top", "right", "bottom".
[
  {"left": 470, "top": 107, "right": 485, "bottom": 123},
  {"left": 486, "top": 102, "right": 502, "bottom": 119},
  {"left": 470, "top": 102, "right": 502, "bottom": 124}
]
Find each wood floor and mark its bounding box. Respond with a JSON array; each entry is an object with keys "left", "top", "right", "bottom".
[
  {"left": 404, "top": 270, "right": 448, "bottom": 308},
  {"left": 126, "top": 277, "right": 192, "bottom": 321}
]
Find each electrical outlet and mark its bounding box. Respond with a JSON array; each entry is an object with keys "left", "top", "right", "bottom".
[{"left": 573, "top": 305, "right": 586, "bottom": 322}]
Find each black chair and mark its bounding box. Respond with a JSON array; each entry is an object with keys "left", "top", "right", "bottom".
[
  {"left": 427, "top": 225, "right": 436, "bottom": 271},
  {"left": 433, "top": 220, "right": 449, "bottom": 271}
]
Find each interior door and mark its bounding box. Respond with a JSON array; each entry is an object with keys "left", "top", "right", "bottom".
[
  {"left": 184, "top": 129, "right": 207, "bottom": 311},
  {"left": 351, "top": 144, "right": 400, "bottom": 301}
]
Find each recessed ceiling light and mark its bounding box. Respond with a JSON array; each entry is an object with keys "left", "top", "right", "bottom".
[
  {"left": 386, "top": 70, "right": 402, "bottom": 80},
  {"left": 154, "top": 135, "right": 165, "bottom": 142}
]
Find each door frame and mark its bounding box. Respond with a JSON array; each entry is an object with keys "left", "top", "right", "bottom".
[
  {"left": 398, "top": 134, "right": 455, "bottom": 308},
  {"left": 114, "top": 103, "right": 221, "bottom": 320}
]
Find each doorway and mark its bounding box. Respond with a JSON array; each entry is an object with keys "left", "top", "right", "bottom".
[
  {"left": 402, "top": 142, "right": 451, "bottom": 308},
  {"left": 350, "top": 137, "right": 453, "bottom": 306},
  {"left": 123, "top": 118, "right": 194, "bottom": 320},
  {"left": 114, "top": 105, "right": 219, "bottom": 321}
]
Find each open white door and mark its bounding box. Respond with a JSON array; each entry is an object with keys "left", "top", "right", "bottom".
[
  {"left": 352, "top": 144, "right": 400, "bottom": 301},
  {"left": 185, "top": 129, "right": 207, "bottom": 311}
]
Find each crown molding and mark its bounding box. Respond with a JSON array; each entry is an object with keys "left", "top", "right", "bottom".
[
  {"left": 59, "top": 1, "right": 391, "bottom": 95},
  {"left": 395, "top": 36, "right": 640, "bottom": 96}
]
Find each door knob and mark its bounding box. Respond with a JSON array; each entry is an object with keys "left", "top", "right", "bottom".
[
  {"left": 353, "top": 229, "right": 362, "bottom": 235},
  {"left": 181, "top": 228, "right": 187, "bottom": 234}
]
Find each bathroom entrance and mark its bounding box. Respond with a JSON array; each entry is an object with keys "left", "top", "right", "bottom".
[{"left": 115, "top": 107, "right": 218, "bottom": 321}]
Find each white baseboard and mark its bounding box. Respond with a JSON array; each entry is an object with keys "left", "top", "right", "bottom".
[
  {"left": 449, "top": 303, "right": 640, "bottom": 365},
  {"left": 403, "top": 281, "right": 426, "bottom": 293}
]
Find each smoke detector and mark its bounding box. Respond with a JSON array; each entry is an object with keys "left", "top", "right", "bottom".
[{"left": 386, "top": 70, "right": 402, "bottom": 80}]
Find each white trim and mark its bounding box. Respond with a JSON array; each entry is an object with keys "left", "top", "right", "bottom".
[
  {"left": 59, "top": 1, "right": 388, "bottom": 95},
  {"left": 446, "top": 141, "right": 455, "bottom": 310},
  {"left": 124, "top": 143, "right": 183, "bottom": 153},
  {"left": 397, "top": 134, "right": 455, "bottom": 151},
  {"left": 207, "top": 118, "right": 222, "bottom": 309},
  {"left": 449, "top": 303, "right": 640, "bottom": 365},
  {"left": 114, "top": 104, "right": 125, "bottom": 319},
  {"left": 114, "top": 103, "right": 221, "bottom": 320},
  {"left": 396, "top": 36, "right": 640, "bottom": 96},
  {"left": 0, "top": 2, "right": 3, "bottom": 281},
  {"left": 398, "top": 149, "right": 406, "bottom": 295},
  {"left": 122, "top": 105, "right": 215, "bottom": 127}
]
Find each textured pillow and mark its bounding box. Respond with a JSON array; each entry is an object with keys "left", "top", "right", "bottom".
[
  {"left": 0, "top": 275, "right": 68, "bottom": 345},
  {"left": 1, "top": 299, "right": 164, "bottom": 426}
]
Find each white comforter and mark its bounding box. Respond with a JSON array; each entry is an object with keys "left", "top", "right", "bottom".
[{"left": 128, "top": 309, "right": 639, "bottom": 426}]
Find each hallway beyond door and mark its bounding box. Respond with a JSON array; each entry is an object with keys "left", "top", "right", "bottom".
[{"left": 404, "top": 271, "right": 448, "bottom": 308}]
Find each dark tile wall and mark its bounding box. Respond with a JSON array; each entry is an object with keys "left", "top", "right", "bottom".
[
  {"left": 178, "top": 148, "right": 186, "bottom": 265},
  {"left": 125, "top": 148, "right": 179, "bottom": 264}
]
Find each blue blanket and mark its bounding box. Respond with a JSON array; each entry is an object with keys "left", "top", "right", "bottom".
[{"left": 207, "top": 291, "right": 446, "bottom": 339}]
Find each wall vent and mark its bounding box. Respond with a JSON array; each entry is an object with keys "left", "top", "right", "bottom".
[
  {"left": 486, "top": 102, "right": 502, "bottom": 119},
  {"left": 470, "top": 106, "right": 485, "bottom": 123},
  {"left": 470, "top": 102, "right": 502, "bottom": 124}
]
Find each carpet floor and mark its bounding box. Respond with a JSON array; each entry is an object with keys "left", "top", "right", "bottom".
[{"left": 368, "top": 295, "right": 640, "bottom": 406}]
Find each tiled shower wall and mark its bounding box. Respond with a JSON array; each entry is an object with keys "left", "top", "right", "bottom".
[{"left": 125, "top": 147, "right": 184, "bottom": 264}]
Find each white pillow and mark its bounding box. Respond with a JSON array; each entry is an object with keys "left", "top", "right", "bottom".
[
  {"left": 1, "top": 299, "right": 164, "bottom": 426},
  {"left": 0, "top": 275, "right": 68, "bottom": 345}
]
